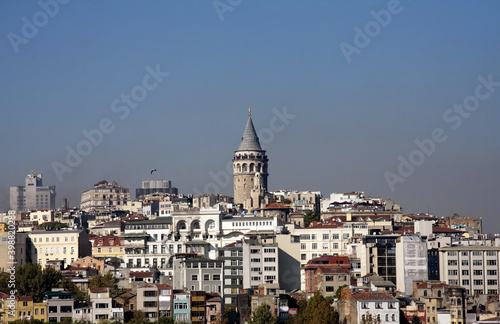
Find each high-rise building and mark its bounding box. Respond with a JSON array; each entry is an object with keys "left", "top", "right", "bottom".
[
  {"left": 10, "top": 171, "right": 56, "bottom": 211},
  {"left": 233, "top": 107, "right": 269, "bottom": 209}
]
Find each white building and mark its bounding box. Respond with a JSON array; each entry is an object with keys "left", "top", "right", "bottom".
[
  {"left": 242, "top": 237, "right": 279, "bottom": 289},
  {"left": 439, "top": 245, "right": 500, "bottom": 296}
]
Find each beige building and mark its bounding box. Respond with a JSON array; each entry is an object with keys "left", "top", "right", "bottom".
[
  {"left": 29, "top": 209, "right": 55, "bottom": 225},
  {"left": 28, "top": 229, "right": 92, "bottom": 267},
  {"left": 80, "top": 180, "right": 130, "bottom": 212}
]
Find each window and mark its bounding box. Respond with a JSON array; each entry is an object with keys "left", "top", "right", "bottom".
[
  {"left": 486, "top": 251, "right": 497, "bottom": 256},
  {"left": 361, "top": 302, "right": 369, "bottom": 309},
  {"left": 323, "top": 234, "right": 329, "bottom": 240},
  {"left": 325, "top": 276, "right": 334, "bottom": 281},
  {"left": 448, "top": 251, "right": 457, "bottom": 256},
  {"left": 213, "top": 274, "right": 220, "bottom": 281},
  {"left": 473, "top": 280, "right": 483, "bottom": 285},
  {"left": 343, "top": 233, "right": 349, "bottom": 239},
  {"left": 312, "top": 243, "right": 317, "bottom": 249},
  {"left": 322, "top": 243, "right": 328, "bottom": 249},
  {"left": 325, "top": 286, "right": 334, "bottom": 292},
  {"left": 487, "top": 270, "right": 497, "bottom": 276},
  {"left": 191, "top": 275, "right": 198, "bottom": 281},
  {"left": 301, "top": 254, "right": 306, "bottom": 260},
  {"left": 204, "top": 274, "right": 210, "bottom": 281},
  {"left": 251, "top": 249, "right": 260, "bottom": 254},
  {"left": 448, "top": 260, "right": 458, "bottom": 266},
  {"left": 251, "top": 267, "right": 261, "bottom": 272},
  {"left": 472, "top": 251, "right": 482, "bottom": 256},
  {"left": 251, "top": 258, "right": 261, "bottom": 263},
  {"left": 487, "top": 280, "right": 498, "bottom": 286},
  {"left": 144, "top": 290, "right": 157, "bottom": 297},
  {"left": 462, "top": 270, "right": 469, "bottom": 276},
  {"left": 474, "top": 270, "right": 483, "bottom": 276},
  {"left": 311, "top": 234, "right": 317, "bottom": 240},
  {"left": 264, "top": 275, "right": 276, "bottom": 281},
  {"left": 332, "top": 234, "right": 339, "bottom": 239},
  {"left": 462, "top": 280, "right": 469, "bottom": 285},
  {"left": 448, "top": 270, "right": 458, "bottom": 276},
  {"left": 332, "top": 243, "right": 339, "bottom": 249},
  {"left": 375, "top": 302, "right": 383, "bottom": 309},
  {"left": 264, "top": 257, "right": 276, "bottom": 262},
  {"left": 301, "top": 243, "right": 306, "bottom": 249},
  {"left": 487, "top": 260, "right": 497, "bottom": 266},
  {"left": 388, "top": 302, "right": 395, "bottom": 309},
  {"left": 462, "top": 260, "right": 469, "bottom": 266},
  {"left": 264, "top": 248, "right": 275, "bottom": 253}
]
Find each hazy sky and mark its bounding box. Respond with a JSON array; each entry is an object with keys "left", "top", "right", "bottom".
[{"left": 1, "top": 1, "right": 500, "bottom": 232}]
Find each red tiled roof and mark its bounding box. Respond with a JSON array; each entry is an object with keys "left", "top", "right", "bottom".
[
  {"left": 130, "top": 271, "right": 153, "bottom": 278},
  {"left": 351, "top": 291, "right": 398, "bottom": 302}
]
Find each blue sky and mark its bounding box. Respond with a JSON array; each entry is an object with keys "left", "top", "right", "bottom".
[{"left": 1, "top": 1, "right": 500, "bottom": 232}]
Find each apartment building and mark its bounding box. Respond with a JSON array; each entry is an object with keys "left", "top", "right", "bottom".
[
  {"left": 89, "top": 288, "right": 113, "bottom": 322},
  {"left": 173, "top": 256, "right": 223, "bottom": 294},
  {"left": 92, "top": 235, "right": 125, "bottom": 264},
  {"left": 29, "top": 229, "right": 92, "bottom": 268},
  {"left": 173, "top": 292, "right": 190, "bottom": 323},
  {"left": 219, "top": 241, "right": 244, "bottom": 306},
  {"left": 45, "top": 290, "right": 74, "bottom": 323},
  {"left": 293, "top": 222, "right": 370, "bottom": 270},
  {"left": 137, "top": 284, "right": 159, "bottom": 321},
  {"left": 0, "top": 294, "right": 46, "bottom": 324},
  {"left": 242, "top": 236, "right": 279, "bottom": 289},
  {"left": 302, "top": 256, "right": 351, "bottom": 297},
  {"left": 338, "top": 288, "right": 400, "bottom": 324},
  {"left": 359, "top": 234, "right": 428, "bottom": 294},
  {"left": 439, "top": 245, "right": 500, "bottom": 296},
  {"left": 80, "top": 180, "right": 130, "bottom": 212}
]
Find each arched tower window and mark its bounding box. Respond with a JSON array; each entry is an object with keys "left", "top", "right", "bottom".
[
  {"left": 250, "top": 163, "right": 254, "bottom": 172},
  {"left": 243, "top": 164, "right": 248, "bottom": 172},
  {"left": 256, "top": 164, "right": 261, "bottom": 172}
]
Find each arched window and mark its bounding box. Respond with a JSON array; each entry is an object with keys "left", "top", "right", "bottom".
[
  {"left": 437, "top": 290, "right": 442, "bottom": 297},
  {"left": 243, "top": 164, "right": 247, "bottom": 172},
  {"left": 250, "top": 163, "right": 254, "bottom": 172},
  {"left": 385, "top": 315, "right": 389, "bottom": 321}
]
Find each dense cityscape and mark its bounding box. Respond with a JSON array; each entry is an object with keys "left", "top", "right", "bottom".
[{"left": 0, "top": 112, "right": 497, "bottom": 324}]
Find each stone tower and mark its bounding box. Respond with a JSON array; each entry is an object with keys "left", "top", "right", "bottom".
[{"left": 233, "top": 107, "right": 268, "bottom": 209}]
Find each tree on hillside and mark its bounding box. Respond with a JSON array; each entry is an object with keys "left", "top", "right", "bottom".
[
  {"left": 410, "top": 315, "right": 422, "bottom": 324},
  {"left": 289, "top": 291, "right": 338, "bottom": 324},
  {"left": 16, "top": 263, "right": 62, "bottom": 302},
  {"left": 399, "top": 310, "right": 410, "bottom": 324},
  {"left": 303, "top": 211, "right": 320, "bottom": 227},
  {"left": 89, "top": 271, "right": 120, "bottom": 296},
  {"left": 37, "top": 222, "right": 68, "bottom": 230},
  {"left": 248, "top": 303, "right": 277, "bottom": 324}
]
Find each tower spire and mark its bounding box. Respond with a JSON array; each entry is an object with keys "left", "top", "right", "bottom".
[{"left": 248, "top": 103, "right": 251, "bottom": 116}]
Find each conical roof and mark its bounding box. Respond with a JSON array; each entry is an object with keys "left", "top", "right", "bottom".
[{"left": 237, "top": 116, "right": 263, "bottom": 151}]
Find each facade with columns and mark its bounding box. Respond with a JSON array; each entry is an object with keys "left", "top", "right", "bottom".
[{"left": 233, "top": 109, "right": 269, "bottom": 210}]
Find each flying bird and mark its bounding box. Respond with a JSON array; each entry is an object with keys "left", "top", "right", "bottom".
[{"left": 150, "top": 169, "right": 157, "bottom": 174}]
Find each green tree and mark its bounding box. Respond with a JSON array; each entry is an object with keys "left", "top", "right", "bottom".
[
  {"left": 248, "top": 303, "right": 277, "bottom": 324},
  {"left": 399, "top": 310, "right": 410, "bottom": 324},
  {"left": 156, "top": 317, "right": 175, "bottom": 324},
  {"left": 289, "top": 291, "right": 338, "bottom": 324},
  {"left": 61, "top": 277, "right": 87, "bottom": 301},
  {"left": 303, "top": 211, "right": 320, "bottom": 227},
  {"left": 0, "top": 272, "right": 11, "bottom": 293},
  {"left": 128, "top": 311, "right": 148, "bottom": 324},
  {"left": 37, "top": 222, "right": 68, "bottom": 230},
  {"left": 16, "top": 263, "right": 61, "bottom": 302},
  {"left": 410, "top": 315, "right": 421, "bottom": 324},
  {"left": 89, "top": 271, "right": 120, "bottom": 296}
]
